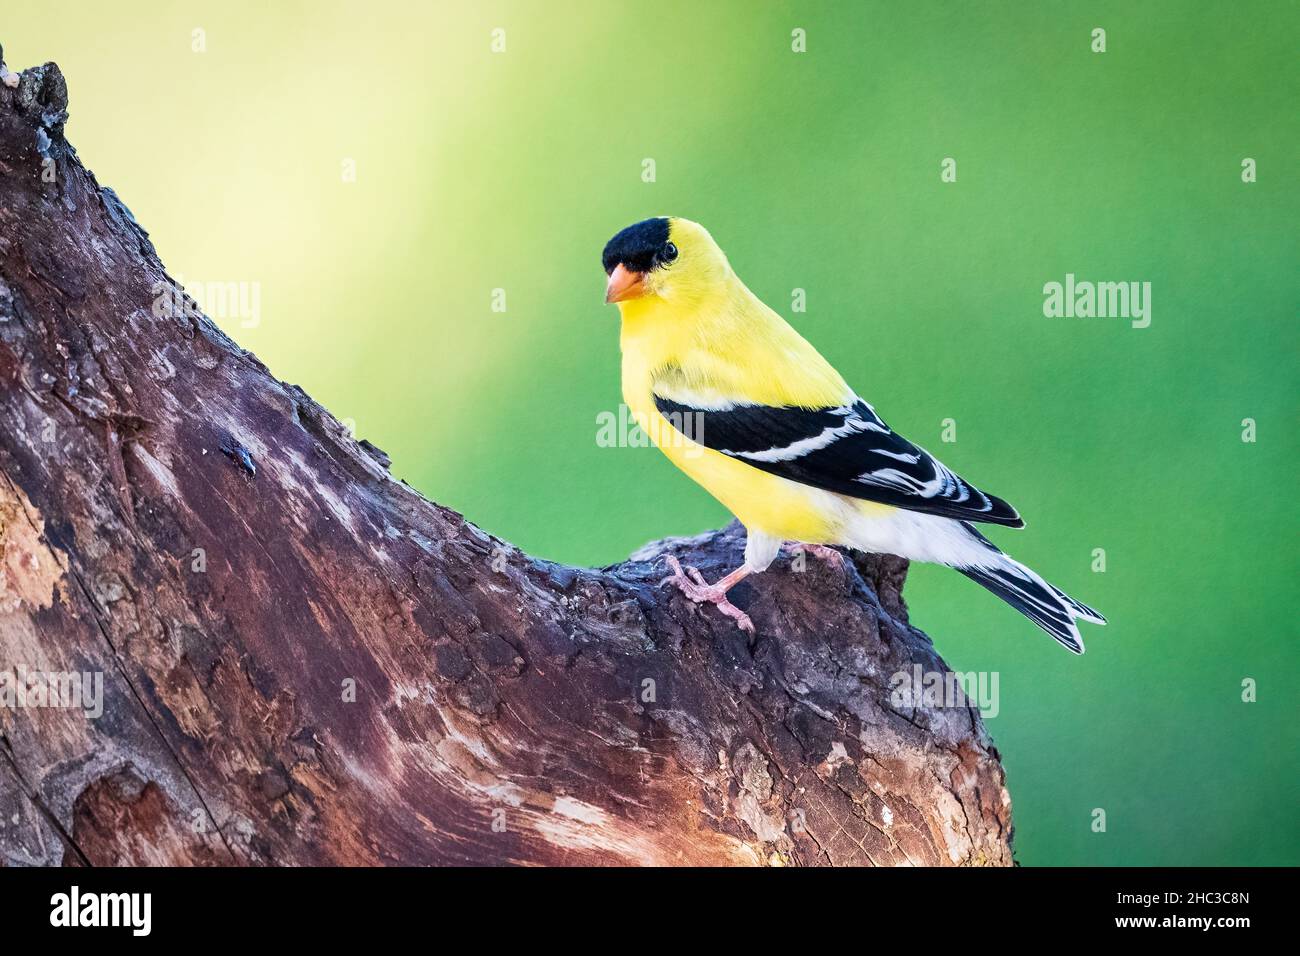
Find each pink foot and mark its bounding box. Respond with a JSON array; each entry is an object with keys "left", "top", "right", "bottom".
[
  {"left": 659, "top": 555, "right": 755, "bottom": 634},
  {"left": 787, "top": 542, "right": 845, "bottom": 571}
]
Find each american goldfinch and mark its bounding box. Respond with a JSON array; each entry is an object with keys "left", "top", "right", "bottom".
[{"left": 604, "top": 216, "right": 1105, "bottom": 652}]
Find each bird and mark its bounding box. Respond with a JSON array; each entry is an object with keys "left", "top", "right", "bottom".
[{"left": 603, "top": 216, "right": 1105, "bottom": 652}]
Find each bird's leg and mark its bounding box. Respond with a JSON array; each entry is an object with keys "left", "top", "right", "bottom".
[
  {"left": 786, "top": 542, "right": 846, "bottom": 571},
  {"left": 659, "top": 555, "right": 755, "bottom": 634}
]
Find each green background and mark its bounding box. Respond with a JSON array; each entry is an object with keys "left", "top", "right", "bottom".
[{"left": 4, "top": 1, "right": 1296, "bottom": 866}]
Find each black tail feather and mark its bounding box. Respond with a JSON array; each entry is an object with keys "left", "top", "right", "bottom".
[{"left": 959, "top": 563, "right": 1104, "bottom": 654}]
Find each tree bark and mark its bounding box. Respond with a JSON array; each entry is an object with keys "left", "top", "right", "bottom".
[{"left": 0, "top": 55, "right": 1012, "bottom": 867}]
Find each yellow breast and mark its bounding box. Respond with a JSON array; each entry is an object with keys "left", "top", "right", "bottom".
[
  {"left": 622, "top": 349, "right": 865, "bottom": 544},
  {"left": 616, "top": 279, "right": 893, "bottom": 544}
]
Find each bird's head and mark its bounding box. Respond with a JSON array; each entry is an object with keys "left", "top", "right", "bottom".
[{"left": 602, "top": 217, "right": 730, "bottom": 310}]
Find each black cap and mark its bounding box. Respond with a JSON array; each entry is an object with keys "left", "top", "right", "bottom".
[{"left": 602, "top": 217, "right": 671, "bottom": 275}]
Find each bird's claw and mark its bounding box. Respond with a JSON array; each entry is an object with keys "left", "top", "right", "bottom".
[
  {"left": 659, "top": 555, "right": 755, "bottom": 634},
  {"left": 787, "top": 542, "right": 846, "bottom": 572}
]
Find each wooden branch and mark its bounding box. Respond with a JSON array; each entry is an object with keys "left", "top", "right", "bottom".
[{"left": 0, "top": 53, "right": 1012, "bottom": 867}]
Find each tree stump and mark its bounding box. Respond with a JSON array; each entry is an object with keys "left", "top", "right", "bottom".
[{"left": 0, "top": 52, "right": 1012, "bottom": 866}]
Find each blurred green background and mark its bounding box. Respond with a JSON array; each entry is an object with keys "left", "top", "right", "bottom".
[{"left": 4, "top": 1, "right": 1296, "bottom": 865}]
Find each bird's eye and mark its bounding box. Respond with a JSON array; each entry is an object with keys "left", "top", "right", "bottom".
[{"left": 661, "top": 242, "right": 678, "bottom": 264}]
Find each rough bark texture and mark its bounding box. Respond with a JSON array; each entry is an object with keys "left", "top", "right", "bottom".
[{"left": 0, "top": 54, "right": 1012, "bottom": 867}]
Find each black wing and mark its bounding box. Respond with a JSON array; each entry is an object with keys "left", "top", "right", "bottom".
[{"left": 654, "top": 395, "right": 1024, "bottom": 527}]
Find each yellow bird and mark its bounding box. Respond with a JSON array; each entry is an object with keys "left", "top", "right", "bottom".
[{"left": 603, "top": 216, "right": 1105, "bottom": 652}]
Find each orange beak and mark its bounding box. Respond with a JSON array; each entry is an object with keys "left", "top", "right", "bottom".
[{"left": 605, "top": 263, "right": 647, "bottom": 304}]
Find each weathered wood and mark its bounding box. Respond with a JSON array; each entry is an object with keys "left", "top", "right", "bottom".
[{"left": 0, "top": 53, "right": 1012, "bottom": 867}]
